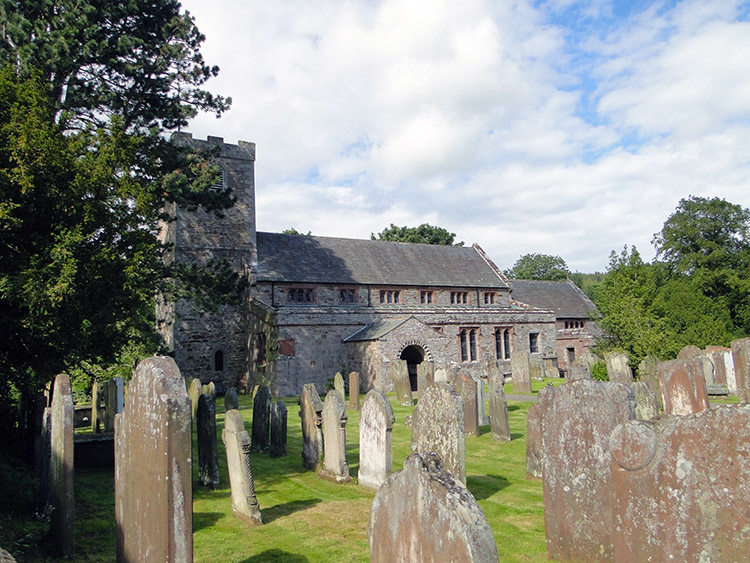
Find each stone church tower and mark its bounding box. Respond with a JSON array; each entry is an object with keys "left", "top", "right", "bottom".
[{"left": 157, "top": 133, "right": 256, "bottom": 389}]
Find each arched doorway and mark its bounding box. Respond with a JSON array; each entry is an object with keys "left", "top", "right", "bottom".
[{"left": 400, "top": 345, "right": 425, "bottom": 391}]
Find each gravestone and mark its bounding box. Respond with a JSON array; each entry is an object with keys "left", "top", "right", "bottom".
[
  {"left": 433, "top": 365, "right": 448, "bottom": 383},
  {"left": 50, "top": 374, "right": 75, "bottom": 558},
  {"left": 333, "top": 371, "right": 346, "bottom": 401},
  {"left": 90, "top": 380, "right": 102, "bottom": 433},
  {"left": 731, "top": 337, "right": 750, "bottom": 403},
  {"left": 115, "top": 356, "right": 192, "bottom": 562},
  {"left": 368, "top": 453, "right": 499, "bottom": 563},
  {"left": 348, "top": 371, "right": 360, "bottom": 410},
  {"left": 544, "top": 358, "right": 560, "bottom": 378},
  {"left": 39, "top": 407, "right": 52, "bottom": 505},
  {"left": 411, "top": 383, "right": 466, "bottom": 484},
  {"left": 696, "top": 354, "right": 716, "bottom": 387},
  {"left": 529, "top": 357, "right": 544, "bottom": 381},
  {"left": 657, "top": 359, "right": 710, "bottom": 415},
  {"left": 358, "top": 390, "right": 395, "bottom": 490},
  {"left": 510, "top": 350, "right": 532, "bottom": 394},
  {"left": 610, "top": 405, "right": 750, "bottom": 562},
  {"left": 197, "top": 394, "right": 220, "bottom": 488},
  {"left": 541, "top": 379, "right": 635, "bottom": 562},
  {"left": 269, "top": 400, "right": 287, "bottom": 458},
  {"left": 222, "top": 409, "right": 262, "bottom": 525},
  {"left": 476, "top": 377, "right": 489, "bottom": 426},
  {"left": 525, "top": 402, "right": 543, "bottom": 479},
  {"left": 676, "top": 344, "right": 702, "bottom": 360},
  {"left": 189, "top": 378, "right": 202, "bottom": 422},
  {"left": 707, "top": 348, "right": 730, "bottom": 387},
  {"left": 451, "top": 370, "right": 479, "bottom": 436},
  {"left": 251, "top": 384, "right": 271, "bottom": 452},
  {"left": 391, "top": 360, "right": 413, "bottom": 406},
  {"left": 605, "top": 352, "right": 633, "bottom": 384},
  {"left": 224, "top": 386, "right": 239, "bottom": 411},
  {"left": 416, "top": 361, "right": 435, "bottom": 398},
  {"left": 104, "top": 376, "right": 124, "bottom": 432},
  {"left": 488, "top": 372, "right": 510, "bottom": 442},
  {"left": 630, "top": 381, "right": 660, "bottom": 421},
  {"left": 637, "top": 355, "right": 662, "bottom": 411},
  {"left": 202, "top": 381, "right": 216, "bottom": 401},
  {"left": 567, "top": 362, "right": 591, "bottom": 381},
  {"left": 298, "top": 384, "right": 324, "bottom": 470},
  {"left": 320, "top": 390, "right": 351, "bottom": 482}
]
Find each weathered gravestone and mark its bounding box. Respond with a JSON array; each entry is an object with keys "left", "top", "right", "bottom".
[
  {"left": 251, "top": 384, "right": 271, "bottom": 452},
  {"left": 269, "top": 400, "right": 287, "bottom": 458},
  {"left": 202, "top": 381, "right": 216, "bottom": 401},
  {"left": 610, "top": 405, "right": 750, "bottom": 562},
  {"left": 525, "top": 402, "right": 543, "bottom": 479},
  {"left": 39, "top": 407, "right": 52, "bottom": 505},
  {"left": 696, "top": 354, "right": 717, "bottom": 387},
  {"left": 529, "top": 357, "right": 545, "bottom": 381},
  {"left": 416, "top": 361, "right": 434, "bottom": 398},
  {"left": 320, "top": 390, "right": 351, "bottom": 482},
  {"left": 348, "top": 371, "right": 360, "bottom": 410},
  {"left": 567, "top": 361, "right": 591, "bottom": 381},
  {"left": 115, "top": 356, "right": 192, "bottom": 562},
  {"left": 368, "top": 453, "right": 499, "bottom": 563},
  {"left": 510, "top": 350, "right": 532, "bottom": 394},
  {"left": 637, "top": 355, "right": 663, "bottom": 411},
  {"left": 189, "top": 377, "right": 202, "bottom": 422},
  {"left": 50, "top": 374, "right": 75, "bottom": 558},
  {"left": 657, "top": 359, "right": 710, "bottom": 415},
  {"left": 299, "top": 383, "right": 324, "bottom": 470},
  {"left": 731, "top": 336, "right": 750, "bottom": 403},
  {"left": 451, "top": 370, "right": 479, "bottom": 436},
  {"left": 222, "top": 409, "right": 262, "bottom": 526},
  {"left": 197, "top": 393, "right": 220, "bottom": 488},
  {"left": 391, "top": 360, "right": 413, "bottom": 406},
  {"left": 544, "top": 358, "right": 560, "bottom": 378},
  {"left": 477, "top": 377, "right": 489, "bottom": 426},
  {"left": 706, "top": 348, "right": 731, "bottom": 388},
  {"left": 433, "top": 365, "right": 448, "bottom": 384},
  {"left": 0, "top": 548, "right": 17, "bottom": 562},
  {"left": 358, "top": 390, "right": 395, "bottom": 490},
  {"left": 630, "top": 380, "right": 660, "bottom": 421},
  {"left": 541, "top": 379, "right": 635, "bottom": 562},
  {"left": 411, "top": 383, "right": 466, "bottom": 484},
  {"left": 488, "top": 372, "right": 510, "bottom": 442},
  {"left": 224, "top": 386, "right": 239, "bottom": 411},
  {"left": 333, "top": 371, "right": 346, "bottom": 401},
  {"left": 104, "top": 376, "right": 124, "bottom": 432},
  {"left": 605, "top": 351, "right": 633, "bottom": 384},
  {"left": 676, "top": 344, "right": 702, "bottom": 360},
  {"left": 90, "top": 380, "right": 102, "bottom": 433}
]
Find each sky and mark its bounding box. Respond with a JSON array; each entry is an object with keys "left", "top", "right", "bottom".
[{"left": 180, "top": 0, "right": 750, "bottom": 273}]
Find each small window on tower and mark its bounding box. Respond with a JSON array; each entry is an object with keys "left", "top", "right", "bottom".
[{"left": 214, "top": 350, "right": 224, "bottom": 372}]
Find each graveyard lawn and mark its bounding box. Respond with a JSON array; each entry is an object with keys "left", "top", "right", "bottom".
[{"left": 64, "top": 383, "right": 559, "bottom": 562}]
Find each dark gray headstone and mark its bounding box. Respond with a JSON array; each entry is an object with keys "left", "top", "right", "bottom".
[
  {"left": 358, "top": 390, "right": 395, "bottom": 490},
  {"left": 224, "top": 386, "right": 239, "bottom": 411},
  {"left": 488, "top": 373, "right": 510, "bottom": 442},
  {"left": 222, "top": 409, "right": 262, "bottom": 526},
  {"left": 269, "top": 400, "right": 287, "bottom": 458},
  {"left": 251, "top": 384, "right": 271, "bottom": 452},
  {"left": 298, "top": 383, "right": 323, "bottom": 470},
  {"left": 50, "top": 374, "right": 75, "bottom": 558},
  {"left": 197, "top": 393, "right": 220, "bottom": 488}
]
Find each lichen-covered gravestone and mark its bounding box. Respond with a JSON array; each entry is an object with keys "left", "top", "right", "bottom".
[
  {"left": 189, "top": 377, "right": 202, "bottom": 422},
  {"left": 451, "top": 370, "right": 479, "bottom": 436},
  {"left": 269, "top": 400, "right": 287, "bottom": 458},
  {"left": 391, "top": 360, "right": 413, "bottom": 406},
  {"left": 197, "top": 393, "right": 220, "bottom": 488},
  {"left": 416, "top": 361, "right": 434, "bottom": 398},
  {"left": 510, "top": 350, "right": 532, "bottom": 394},
  {"left": 368, "top": 453, "right": 499, "bottom": 563},
  {"left": 358, "top": 390, "right": 395, "bottom": 490},
  {"left": 115, "top": 356, "right": 192, "bottom": 562},
  {"left": 222, "top": 409, "right": 262, "bottom": 526},
  {"left": 224, "top": 386, "right": 239, "bottom": 411},
  {"left": 525, "top": 402, "right": 542, "bottom": 479},
  {"left": 541, "top": 379, "right": 635, "bottom": 562},
  {"left": 567, "top": 362, "right": 591, "bottom": 381},
  {"left": 657, "top": 359, "right": 710, "bottom": 415},
  {"left": 529, "top": 357, "right": 544, "bottom": 381},
  {"left": 605, "top": 351, "right": 633, "bottom": 384},
  {"left": 333, "top": 371, "right": 346, "bottom": 401},
  {"left": 411, "top": 383, "right": 466, "bottom": 484},
  {"left": 488, "top": 372, "right": 510, "bottom": 442},
  {"left": 630, "top": 380, "right": 660, "bottom": 420},
  {"left": 320, "top": 389, "right": 351, "bottom": 482},
  {"left": 637, "top": 355, "right": 662, "bottom": 411},
  {"left": 676, "top": 344, "right": 702, "bottom": 360},
  {"left": 348, "top": 371, "right": 360, "bottom": 410},
  {"left": 251, "top": 384, "right": 272, "bottom": 452},
  {"left": 299, "top": 384, "right": 324, "bottom": 470},
  {"left": 610, "top": 405, "right": 750, "bottom": 561},
  {"left": 50, "top": 373, "right": 75, "bottom": 558},
  {"left": 731, "top": 337, "right": 750, "bottom": 403}
]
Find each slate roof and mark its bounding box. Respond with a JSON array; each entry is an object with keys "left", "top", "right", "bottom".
[
  {"left": 256, "top": 232, "right": 509, "bottom": 288},
  {"left": 343, "top": 317, "right": 413, "bottom": 342},
  {"left": 510, "top": 280, "right": 597, "bottom": 319}
]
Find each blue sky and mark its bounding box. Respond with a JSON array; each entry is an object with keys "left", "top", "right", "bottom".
[{"left": 182, "top": 0, "right": 750, "bottom": 272}]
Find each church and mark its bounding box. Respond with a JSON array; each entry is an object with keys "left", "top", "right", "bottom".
[{"left": 158, "top": 134, "right": 597, "bottom": 396}]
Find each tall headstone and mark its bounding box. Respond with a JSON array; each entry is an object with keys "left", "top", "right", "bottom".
[
  {"left": 298, "top": 383, "right": 324, "bottom": 470},
  {"left": 202, "top": 381, "right": 216, "bottom": 401},
  {"left": 731, "top": 337, "right": 750, "bottom": 403},
  {"left": 541, "top": 379, "right": 635, "bottom": 562},
  {"left": 251, "top": 384, "right": 271, "bottom": 452},
  {"left": 510, "top": 350, "right": 532, "bottom": 394},
  {"left": 477, "top": 377, "right": 489, "bottom": 426},
  {"left": 416, "top": 361, "right": 435, "bottom": 398},
  {"left": 637, "top": 355, "right": 662, "bottom": 411},
  {"left": 358, "top": 390, "right": 395, "bottom": 490},
  {"left": 451, "top": 370, "right": 479, "bottom": 436},
  {"left": 605, "top": 351, "right": 633, "bottom": 384},
  {"left": 333, "top": 371, "right": 346, "bottom": 401},
  {"left": 269, "top": 400, "right": 287, "bottom": 458},
  {"left": 320, "top": 390, "right": 351, "bottom": 482},
  {"left": 222, "top": 409, "right": 262, "bottom": 526},
  {"left": 189, "top": 378, "right": 202, "bottom": 422},
  {"left": 50, "top": 374, "right": 75, "bottom": 558},
  {"left": 197, "top": 393, "right": 220, "bottom": 488},
  {"left": 610, "top": 406, "right": 750, "bottom": 562},
  {"left": 630, "top": 381, "right": 660, "bottom": 421},
  {"left": 104, "top": 376, "right": 124, "bottom": 432},
  {"left": 391, "top": 360, "right": 413, "bottom": 406},
  {"left": 657, "top": 359, "right": 710, "bottom": 415},
  {"left": 529, "top": 357, "right": 544, "bottom": 381},
  {"left": 90, "top": 380, "right": 102, "bottom": 433},
  {"left": 368, "top": 453, "right": 499, "bottom": 563},
  {"left": 411, "top": 383, "right": 466, "bottom": 484},
  {"left": 348, "top": 371, "right": 360, "bottom": 410},
  {"left": 488, "top": 373, "right": 510, "bottom": 442},
  {"left": 224, "top": 386, "right": 239, "bottom": 411},
  {"left": 525, "top": 402, "right": 543, "bottom": 479},
  {"left": 115, "top": 357, "right": 192, "bottom": 562},
  {"left": 707, "top": 348, "right": 730, "bottom": 387},
  {"left": 38, "top": 407, "right": 52, "bottom": 505}
]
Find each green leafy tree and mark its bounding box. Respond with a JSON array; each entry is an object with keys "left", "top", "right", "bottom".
[
  {"left": 282, "top": 228, "right": 312, "bottom": 236},
  {"left": 371, "top": 223, "right": 464, "bottom": 246},
  {"left": 504, "top": 253, "right": 569, "bottom": 281}
]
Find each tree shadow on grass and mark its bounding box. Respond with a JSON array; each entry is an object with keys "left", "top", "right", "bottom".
[
  {"left": 467, "top": 474, "right": 511, "bottom": 500},
  {"left": 260, "top": 498, "right": 322, "bottom": 524},
  {"left": 240, "top": 549, "right": 310, "bottom": 562},
  {"left": 507, "top": 405, "right": 520, "bottom": 412},
  {"left": 510, "top": 432, "right": 524, "bottom": 440},
  {"left": 193, "top": 511, "right": 224, "bottom": 532}
]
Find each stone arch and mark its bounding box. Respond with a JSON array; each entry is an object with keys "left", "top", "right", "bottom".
[{"left": 399, "top": 341, "right": 432, "bottom": 392}]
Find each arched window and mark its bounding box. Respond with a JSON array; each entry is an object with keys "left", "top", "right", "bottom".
[{"left": 214, "top": 350, "right": 224, "bottom": 372}]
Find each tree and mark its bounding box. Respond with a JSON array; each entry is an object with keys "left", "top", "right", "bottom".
[
  {"left": 282, "top": 228, "right": 312, "bottom": 236},
  {"left": 504, "top": 253, "right": 569, "bottom": 281},
  {"left": 371, "top": 223, "right": 464, "bottom": 246}
]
